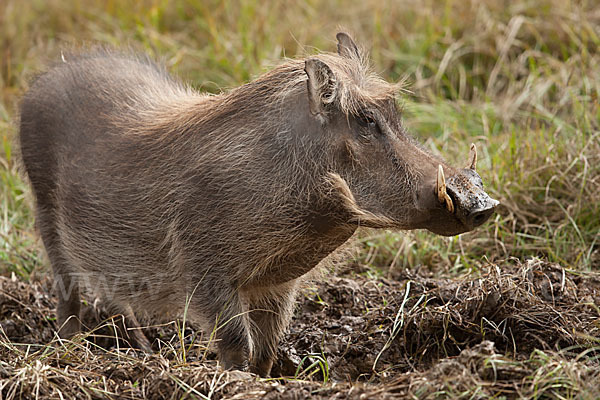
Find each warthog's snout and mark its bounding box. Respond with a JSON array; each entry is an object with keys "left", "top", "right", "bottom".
[{"left": 430, "top": 144, "right": 499, "bottom": 234}]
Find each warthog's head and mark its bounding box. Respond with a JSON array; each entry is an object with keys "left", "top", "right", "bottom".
[{"left": 305, "top": 33, "right": 498, "bottom": 236}]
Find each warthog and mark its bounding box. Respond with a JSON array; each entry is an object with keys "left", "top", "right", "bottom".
[{"left": 18, "top": 33, "right": 498, "bottom": 376}]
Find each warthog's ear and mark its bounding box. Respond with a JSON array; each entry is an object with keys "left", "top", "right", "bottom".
[
  {"left": 304, "top": 58, "right": 337, "bottom": 118},
  {"left": 336, "top": 32, "right": 360, "bottom": 59}
]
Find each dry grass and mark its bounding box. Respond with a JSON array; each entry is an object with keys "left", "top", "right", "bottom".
[{"left": 1, "top": 259, "right": 599, "bottom": 399}]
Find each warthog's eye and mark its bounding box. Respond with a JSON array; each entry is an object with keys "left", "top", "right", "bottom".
[{"left": 357, "top": 111, "right": 380, "bottom": 136}]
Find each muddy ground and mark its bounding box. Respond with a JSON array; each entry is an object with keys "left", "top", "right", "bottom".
[{"left": 1, "top": 259, "right": 599, "bottom": 399}]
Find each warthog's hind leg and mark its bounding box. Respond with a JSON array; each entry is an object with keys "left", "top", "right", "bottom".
[
  {"left": 37, "top": 207, "right": 81, "bottom": 340},
  {"left": 123, "top": 304, "right": 153, "bottom": 352}
]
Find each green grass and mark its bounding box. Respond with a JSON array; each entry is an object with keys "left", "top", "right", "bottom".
[
  {"left": 0, "top": 110, "right": 41, "bottom": 278},
  {"left": 2, "top": 0, "right": 597, "bottom": 276}
]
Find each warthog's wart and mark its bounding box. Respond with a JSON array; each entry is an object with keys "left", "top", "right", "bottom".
[{"left": 18, "top": 33, "right": 498, "bottom": 376}]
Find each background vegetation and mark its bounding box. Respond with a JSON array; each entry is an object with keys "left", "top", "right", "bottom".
[
  {"left": 0, "top": 0, "right": 598, "bottom": 398},
  {"left": 1, "top": 0, "right": 598, "bottom": 279}
]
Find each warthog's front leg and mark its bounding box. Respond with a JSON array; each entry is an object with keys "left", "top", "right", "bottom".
[
  {"left": 244, "top": 279, "right": 299, "bottom": 377},
  {"left": 191, "top": 281, "right": 253, "bottom": 371}
]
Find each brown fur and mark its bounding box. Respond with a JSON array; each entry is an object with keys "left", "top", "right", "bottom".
[{"left": 18, "top": 34, "right": 496, "bottom": 376}]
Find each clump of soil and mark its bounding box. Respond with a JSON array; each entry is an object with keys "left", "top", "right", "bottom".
[
  {"left": 275, "top": 258, "right": 600, "bottom": 382},
  {"left": 1, "top": 259, "right": 599, "bottom": 399}
]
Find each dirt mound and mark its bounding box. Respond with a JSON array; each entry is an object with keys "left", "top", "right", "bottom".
[
  {"left": 275, "top": 258, "right": 600, "bottom": 381},
  {"left": 1, "top": 259, "right": 599, "bottom": 399}
]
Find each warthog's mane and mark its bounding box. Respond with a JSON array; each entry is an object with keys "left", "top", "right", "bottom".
[{"left": 93, "top": 47, "right": 406, "bottom": 138}]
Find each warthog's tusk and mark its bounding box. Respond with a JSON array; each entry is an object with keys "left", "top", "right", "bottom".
[
  {"left": 437, "top": 165, "right": 446, "bottom": 204},
  {"left": 468, "top": 143, "right": 477, "bottom": 170},
  {"left": 436, "top": 165, "right": 454, "bottom": 213},
  {"left": 445, "top": 192, "right": 454, "bottom": 213}
]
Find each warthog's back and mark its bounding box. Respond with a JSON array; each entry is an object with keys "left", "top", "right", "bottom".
[
  {"left": 19, "top": 54, "right": 200, "bottom": 309},
  {"left": 20, "top": 52, "right": 190, "bottom": 182}
]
